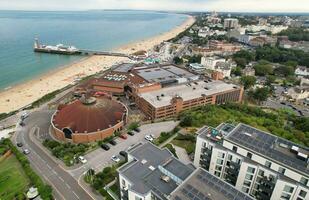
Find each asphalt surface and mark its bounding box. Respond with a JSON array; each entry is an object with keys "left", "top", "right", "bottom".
[
  {"left": 14, "top": 111, "right": 94, "bottom": 200},
  {"left": 68, "top": 121, "right": 179, "bottom": 179}
]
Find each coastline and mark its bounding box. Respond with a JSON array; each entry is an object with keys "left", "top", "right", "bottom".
[{"left": 0, "top": 15, "right": 195, "bottom": 114}]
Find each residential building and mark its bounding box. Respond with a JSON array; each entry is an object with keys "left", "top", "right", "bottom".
[
  {"left": 287, "top": 86, "right": 309, "bottom": 101},
  {"left": 215, "top": 62, "right": 232, "bottom": 78},
  {"left": 224, "top": 18, "right": 239, "bottom": 29},
  {"left": 201, "top": 56, "right": 226, "bottom": 70},
  {"left": 118, "top": 142, "right": 254, "bottom": 200},
  {"left": 194, "top": 123, "right": 309, "bottom": 200},
  {"left": 242, "top": 67, "right": 256, "bottom": 76},
  {"left": 135, "top": 80, "right": 243, "bottom": 119},
  {"left": 188, "top": 63, "right": 206, "bottom": 72},
  {"left": 295, "top": 66, "right": 309, "bottom": 77},
  {"left": 208, "top": 40, "right": 242, "bottom": 52}
]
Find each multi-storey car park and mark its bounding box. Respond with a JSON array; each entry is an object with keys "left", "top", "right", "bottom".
[
  {"left": 117, "top": 142, "right": 254, "bottom": 200},
  {"left": 78, "top": 63, "right": 244, "bottom": 120},
  {"left": 194, "top": 123, "right": 309, "bottom": 200}
]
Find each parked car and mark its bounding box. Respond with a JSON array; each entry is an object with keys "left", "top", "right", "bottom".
[
  {"left": 127, "top": 131, "right": 135, "bottom": 136},
  {"left": 134, "top": 127, "right": 141, "bottom": 132},
  {"left": 145, "top": 135, "right": 153, "bottom": 142},
  {"left": 120, "top": 134, "right": 127, "bottom": 139},
  {"left": 23, "top": 149, "right": 30, "bottom": 155},
  {"left": 21, "top": 112, "right": 29, "bottom": 120},
  {"left": 101, "top": 144, "right": 110, "bottom": 151},
  {"left": 119, "top": 151, "right": 127, "bottom": 158},
  {"left": 111, "top": 155, "right": 120, "bottom": 163},
  {"left": 78, "top": 156, "right": 87, "bottom": 164},
  {"left": 17, "top": 142, "right": 23, "bottom": 147},
  {"left": 109, "top": 140, "right": 117, "bottom": 146}
]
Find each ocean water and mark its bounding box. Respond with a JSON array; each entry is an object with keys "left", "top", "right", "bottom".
[{"left": 0, "top": 10, "right": 187, "bottom": 90}]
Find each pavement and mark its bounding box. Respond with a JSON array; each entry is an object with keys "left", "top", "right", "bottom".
[
  {"left": 8, "top": 109, "right": 178, "bottom": 200},
  {"left": 68, "top": 120, "right": 179, "bottom": 179},
  {"left": 173, "top": 145, "right": 191, "bottom": 165},
  {"left": 13, "top": 111, "right": 95, "bottom": 200}
]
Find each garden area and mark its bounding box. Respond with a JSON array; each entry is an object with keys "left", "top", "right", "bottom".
[
  {"left": 0, "top": 155, "right": 30, "bottom": 200},
  {"left": 153, "top": 127, "right": 180, "bottom": 146},
  {"left": 43, "top": 139, "right": 91, "bottom": 166},
  {"left": 179, "top": 103, "right": 309, "bottom": 147},
  {"left": 84, "top": 161, "right": 125, "bottom": 200},
  {"left": 171, "top": 134, "right": 196, "bottom": 155},
  {"left": 0, "top": 139, "right": 53, "bottom": 199}
]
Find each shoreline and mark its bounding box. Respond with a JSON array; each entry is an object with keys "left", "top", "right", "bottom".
[{"left": 0, "top": 15, "right": 195, "bottom": 114}]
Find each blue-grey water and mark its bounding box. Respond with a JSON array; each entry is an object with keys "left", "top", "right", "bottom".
[{"left": 0, "top": 10, "right": 187, "bottom": 90}]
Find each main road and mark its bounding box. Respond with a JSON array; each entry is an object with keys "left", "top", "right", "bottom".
[{"left": 13, "top": 111, "right": 94, "bottom": 200}]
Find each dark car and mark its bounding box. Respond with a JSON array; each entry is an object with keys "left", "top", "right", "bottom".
[
  {"left": 17, "top": 142, "right": 23, "bottom": 147},
  {"left": 101, "top": 144, "right": 110, "bottom": 151},
  {"left": 127, "top": 131, "right": 135, "bottom": 136},
  {"left": 134, "top": 127, "right": 141, "bottom": 132},
  {"left": 109, "top": 140, "right": 117, "bottom": 146},
  {"left": 119, "top": 151, "right": 127, "bottom": 158}
]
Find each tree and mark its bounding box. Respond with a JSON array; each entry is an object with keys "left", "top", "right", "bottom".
[
  {"left": 180, "top": 115, "right": 193, "bottom": 127},
  {"left": 266, "top": 75, "right": 276, "bottom": 86},
  {"left": 232, "top": 66, "right": 242, "bottom": 76},
  {"left": 173, "top": 56, "right": 183, "bottom": 65},
  {"left": 233, "top": 50, "right": 255, "bottom": 66},
  {"left": 254, "top": 62, "right": 274, "bottom": 76},
  {"left": 248, "top": 87, "right": 270, "bottom": 104},
  {"left": 240, "top": 76, "right": 257, "bottom": 89},
  {"left": 274, "top": 65, "right": 295, "bottom": 77}
]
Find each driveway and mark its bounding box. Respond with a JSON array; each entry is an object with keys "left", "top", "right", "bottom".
[{"left": 68, "top": 120, "right": 179, "bottom": 179}]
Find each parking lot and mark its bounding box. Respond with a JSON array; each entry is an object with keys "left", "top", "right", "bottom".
[{"left": 68, "top": 120, "right": 179, "bottom": 179}]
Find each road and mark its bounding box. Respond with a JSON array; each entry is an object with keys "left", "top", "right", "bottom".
[
  {"left": 11, "top": 110, "right": 178, "bottom": 199},
  {"left": 68, "top": 121, "right": 179, "bottom": 179},
  {"left": 14, "top": 111, "right": 94, "bottom": 200},
  {"left": 265, "top": 98, "right": 309, "bottom": 117}
]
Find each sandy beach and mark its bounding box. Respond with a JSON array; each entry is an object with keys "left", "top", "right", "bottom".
[{"left": 0, "top": 15, "right": 195, "bottom": 114}]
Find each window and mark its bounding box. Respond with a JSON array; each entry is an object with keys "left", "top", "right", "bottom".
[
  {"left": 122, "top": 179, "right": 126, "bottom": 187},
  {"left": 214, "top": 171, "right": 221, "bottom": 177},
  {"left": 215, "top": 165, "right": 222, "bottom": 171},
  {"left": 243, "top": 180, "right": 251, "bottom": 187},
  {"left": 245, "top": 174, "right": 253, "bottom": 181},
  {"left": 265, "top": 160, "right": 272, "bottom": 168},
  {"left": 236, "top": 158, "right": 241, "bottom": 164},
  {"left": 216, "top": 159, "right": 224, "bottom": 165},
  {"left": 258, "top": 170, "right": 264, "bottom": 177},
  {"left": 300, "top": 177, "right": 308, "bottom": 186},
  {"left": 241, "top": 187, "right": 249, "bottom": 193},
  {"left": 232, "top": 146, "right": 237, "bottom": 152},
  {"left": 299, "top": 190, "right": 307, "bottom": 198},
  {"left": 218, "top": 152, "right": 225, "bottom": 158},
  {"left": 228, "top": 154, "right": 232, "bottom": 161},
  {"left": 281, "top": 193, "right": 291, "bottom": 200},
  {"left": 283, "top": 185, "right": 294, "bottom": 193},
  {"left": 247, "top": 152, "right": 252, "bottom": 159},
  {"left": 135, "top": 196, "right": 142, "bottom": 200},
  {"left": 247, "top": 167, "right": 255, "bottom": 174},
  {"left": 278, "top": 167, "right": 286, "bottom": 174}
]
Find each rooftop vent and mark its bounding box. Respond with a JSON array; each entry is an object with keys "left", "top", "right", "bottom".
[
  {"left": 279, "top": 143, "right": 289, "bottom": 149},
  {"left": 141, "top": 159, "right": 147, "bottom": 164},
  {"left": 243, "top": 131, "right": 252, "bottom": 137},
  {"left": 161, "top": 175, "right": 170, "bottom": 183},
  {"left": 149, "top": 165, "right": 155, "bottom": 171}
]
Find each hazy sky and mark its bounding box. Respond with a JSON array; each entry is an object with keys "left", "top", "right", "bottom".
[{"left": 1, "top": 0, "right": 309, "bottom": 12}]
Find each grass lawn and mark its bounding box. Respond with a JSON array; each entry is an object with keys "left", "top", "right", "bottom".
[
  {"left": 171, "top": 139, "right": 196, "bottom": 155},
  {"left": 0, "top": 155, "right": 30, "bottom": 200}
]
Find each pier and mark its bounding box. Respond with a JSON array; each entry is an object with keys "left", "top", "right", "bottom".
[{"left": 78, "top": 49, "right": 131, "bottom": 58}]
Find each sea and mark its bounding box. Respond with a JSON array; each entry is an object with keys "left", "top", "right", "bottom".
[{"left": 0, "top": 10, "right": 187, "bottom": 90}]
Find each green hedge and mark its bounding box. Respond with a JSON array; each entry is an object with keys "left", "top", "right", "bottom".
[{"left": 3, "top": 139, "right": 53, "bottom": 199}]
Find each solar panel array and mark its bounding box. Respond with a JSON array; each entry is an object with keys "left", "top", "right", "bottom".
[
  {"left": 172, "top": 169, "right": 253, "bottom": 200},
  {"left": 227, "top": 124, "right": 309, "bottom": 174}
]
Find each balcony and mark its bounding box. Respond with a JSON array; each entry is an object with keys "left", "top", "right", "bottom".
[{"left": 255, "top": 177, "right": 275, "bottom": 200}]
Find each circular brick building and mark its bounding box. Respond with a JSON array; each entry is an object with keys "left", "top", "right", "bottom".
[{"left": 51, "top": 96, "right": 127, "bottom": 143}]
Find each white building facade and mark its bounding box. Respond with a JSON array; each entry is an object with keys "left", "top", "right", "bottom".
[{"left": 194, "top": 123, "right": 309, "bottom": 200}]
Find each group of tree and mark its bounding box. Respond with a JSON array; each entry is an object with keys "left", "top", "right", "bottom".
[{"left": 278, "top": 28, "right": 309, "bottom": 41}]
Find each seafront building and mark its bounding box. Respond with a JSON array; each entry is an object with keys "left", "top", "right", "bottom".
[
  {"left": 80, "top": 63, "right": 243, "bottom": 120},
  {"left": 224, "top": 18, "right": 239, "bottom": 29},
  {"left": 117, "top": 142, "right": 254, "bottom": 200},
  {"left": 193, "top": 123, "right": 309, "bottom": 200}
]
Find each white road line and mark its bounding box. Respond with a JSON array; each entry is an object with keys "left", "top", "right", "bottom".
[
  {"left": 66, "top": 183, "right": 71, "bottom": 189},
  {"left": 73, "top": 191, "right": 80, "bottom": 199},
  {"left": 52, "top": 170, "right": 58, "bottom": 175},
  {"left": 59, "top": 177, "right": 65, "bottom": 182}
]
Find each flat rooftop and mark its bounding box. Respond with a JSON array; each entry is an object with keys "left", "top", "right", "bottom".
[
  {"left": 170, "top": 168, "right": 254, "bottom": 200},
  {"left": 119, "top": 143, "right": 195, "bottom": 199},
  {"left": 134, "top": 65, "right": 198, "bottom": 84},
  {"left": 225, "top": 123, "right": 309, "bottom": 176},
  {"left": 139, "top": 80, "right": 241, "bottom": 108}
]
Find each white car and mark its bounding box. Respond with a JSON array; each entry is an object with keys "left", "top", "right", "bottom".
[
  {"left": 78, "top": 156, "right": 87, "bottom": 164},
  {"left": 23, "top": 149, "right": 30, "bottom": 155},
  {"left": 111, "top": 155, "right": 120, "bottom": 163},
  {"left": 145, "top": 135, "right": 153, "bottom": 142}
]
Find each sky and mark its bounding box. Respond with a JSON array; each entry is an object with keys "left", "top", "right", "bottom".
[{"left": 1, "top": 0, "right": 309, "bottom": 13}]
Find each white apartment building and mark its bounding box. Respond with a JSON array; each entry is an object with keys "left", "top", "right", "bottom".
[
  {"left": 117, "top": 142, "right": 254, "bottom": 200},
  {"left": 224, "top": 18, "right": 239, "bottom": 29},
  {"left": 201, "top": 56, "right": 226, "bottom": 70},
  {"left": 194, "top": 123, "right": 309, "bottom": 200}
]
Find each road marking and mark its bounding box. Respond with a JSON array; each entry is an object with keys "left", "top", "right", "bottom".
[
  {"left": 66, "top": 183, "right": 71, "bottom": 189},
  {"left": 59, "top": 177, "right": 64, "bottom": 182},
  {"left": 47, "top": 164, "right": 52, "bottom": 170},
  {"left": 73, "top": 191, "right": 80, "bottom": 199},
  {"left": 52, "top": 170, "right": 58, "bottom": 175}
]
